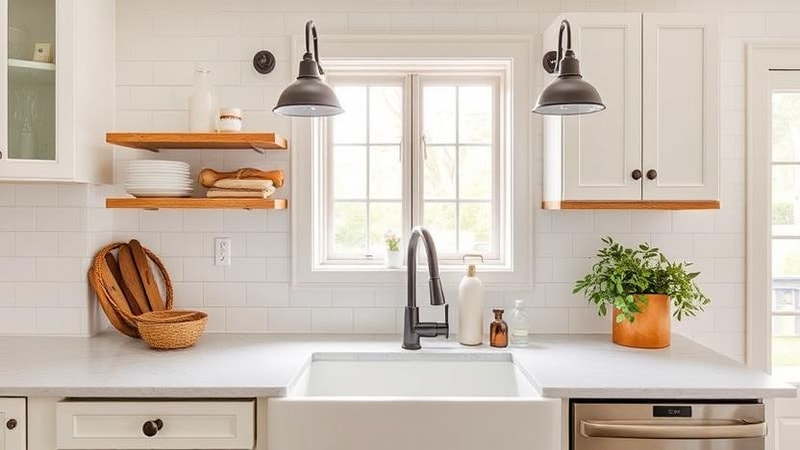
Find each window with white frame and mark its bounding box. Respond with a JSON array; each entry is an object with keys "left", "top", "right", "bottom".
[{"left": 318, "top": 62, "right": 507, "bottom": 267}]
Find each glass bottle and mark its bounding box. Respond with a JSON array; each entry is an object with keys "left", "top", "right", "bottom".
[
  {"left": 490, "top": 309, "right": 508, "bottom": 348},
  {"left": 189, "top": 68, "right": 216, "bottom": 132},
  {"left": 509, "top": 299, "right": 529, "bottom": 346}
]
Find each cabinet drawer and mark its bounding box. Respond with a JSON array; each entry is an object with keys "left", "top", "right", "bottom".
[{"left": 56, "top": 400, "right": 255, "bottom": 449}]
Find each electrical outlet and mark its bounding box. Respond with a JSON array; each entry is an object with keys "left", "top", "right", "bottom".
[{"left": 215, "top": 237, "right": 232, "bottom": 266}]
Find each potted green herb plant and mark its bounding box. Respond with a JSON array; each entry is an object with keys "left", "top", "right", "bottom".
[{"left": 573, "top": 237, "right": 710, "bottom": 348}]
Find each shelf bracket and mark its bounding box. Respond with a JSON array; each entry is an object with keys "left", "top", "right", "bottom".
[{"left": 249, "top": 144, "right": 267, "bottom": 154}]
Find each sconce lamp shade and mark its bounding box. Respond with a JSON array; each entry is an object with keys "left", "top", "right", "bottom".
[
  {"left": 532, "top": 21, "right": 605, "bottom": 116},
  {"left": 273, "top": 21, "right": 343, "bottom": 117},
  {"left": 273, "top": 53, "right": 343, "bottom": 117}
]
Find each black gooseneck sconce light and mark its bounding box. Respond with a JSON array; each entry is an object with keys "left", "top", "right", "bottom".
[
  {"left": 532, "top": 20, "right": 605, "bottom": 116},
  {"left": 273, "top": 20, "right": 344, "bottom": 117}
]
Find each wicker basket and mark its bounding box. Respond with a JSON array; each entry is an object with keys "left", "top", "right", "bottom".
[
  {"left": 89, "top": 242, "right": 177, "bottom": 338},
  {"left": 135, "top": 310, "right": 208, "bottom": 350}
]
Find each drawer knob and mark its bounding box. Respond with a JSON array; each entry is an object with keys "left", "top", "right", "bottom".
[
  {"left": 142, "top": 419, "right": 163, "bottom": 437},
  {"left": 646, "top": 169, "right": 658, "bottom": 180},
  {"left": 631, "top": 169, "right": 642, "bottom": 180},
  {"left": 5, "top": 418, "right": 16, "bottom": 430}
]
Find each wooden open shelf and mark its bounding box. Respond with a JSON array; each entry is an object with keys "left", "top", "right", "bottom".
[
  {"left": 542, "top": 200, "right": 720, "bottom": 210},
  {"left": 106, "top": 197, "right": 288, "bottom": 210},
  {"left": 106, "top": 132, "right": 288, "bottom": 151}
]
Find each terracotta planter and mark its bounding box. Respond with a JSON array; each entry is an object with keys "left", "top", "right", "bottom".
[{"left": 612, "top": 294, "right": 671, "bottom": 349}]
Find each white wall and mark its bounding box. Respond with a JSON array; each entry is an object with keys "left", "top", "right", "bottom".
[{"left": 0, "top": 0, "right": 779, "bottom": 362}]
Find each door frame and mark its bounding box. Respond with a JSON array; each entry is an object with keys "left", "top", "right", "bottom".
[{"left": 746, "top": 43, "right": 800, "bottom": 373}]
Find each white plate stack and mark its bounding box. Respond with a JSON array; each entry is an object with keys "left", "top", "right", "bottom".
[{"left": 125, "top": 160, "right": 193, "bottom": 198}]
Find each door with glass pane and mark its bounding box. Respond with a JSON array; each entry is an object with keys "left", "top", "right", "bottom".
[
  {"left": 0, "top": 0, "right": 65, "bottom": 179},
  {"left": 769, "top": 70, "right": 800, "bottom": 381}
]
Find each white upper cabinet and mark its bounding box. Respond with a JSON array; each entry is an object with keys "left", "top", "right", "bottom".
[
  {"left": 0, "top": 398, "right": 25, "bottom": 450},
  {"left": 0, "top": 0, "right": 114, "bottom": 183},
  {"left": 542, "top": 13, "right": 719, "bottom": 209}
]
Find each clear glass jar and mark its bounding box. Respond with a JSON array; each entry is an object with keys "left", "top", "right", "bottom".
[{"left": 509, "top": 299, "right": 529, "bottom": 346}]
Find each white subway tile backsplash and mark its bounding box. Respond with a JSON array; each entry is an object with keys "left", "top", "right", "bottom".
[
  {"left": 201, "top": 307, "right": 227, "bottom": 332},
  {"left": 568, "top": 307, "right": 609, "bottom": 333},
  {"left": 15, "top": 185, "right": 58, "bottom": 207},
  {"left": 183, "top": 257, "right": 225, "bottom": 282},
  {"left": 530, "top": 307, "right": 569, "bottom": 334},
  {"left": 291, "top": 290, "right": 333, "bottom": 307},
  {"left": 225, "top": 258, "right": 267, "bottom": 282},
  {"left": 57, "top": 232, "right": 90, "bottom": 257},
  {"left": 14, "top": 232, "right": 58, "bottom": 257},
  {"left": 36, "top": 258, "right": 83, "bottom": 282},
  {"left": 333, "top": 290, "right": 376, "bottom": 307},
  {"left": 0, "top": 233, "right": 13, "bottom": 257},
  {"left": 172, "top": 282, "right": 204, "bottom": 308},
  {"left": 0, "top": 283, "right": 14, "bottom": 307},
  {"left": 35, "top": 208, "right": 81, "bottom": 232},
  {"left": 183, "top": 210, "right": 224, "bottom": 232},
  {"left": 160, "top": 232, "right": 204, "bottom": 257},
  {"left": 269, "top": 308, "right": 311, "bottom": 333},
  {"left": 140, "top": 210, "right": 183, "bottom": 232},
  {"left": 226, "top": 307, "right": 268, "bottom": 332},
  {"left": 246, "top": 282, "right": 290, "bottom": 307},
  {"left": 223, "top": 210, "right": 267, "bottom": 232},
  {"left": 0, "top": 257, "right": 36, "bottom": 282},
  {"left": 117, "top": 61, "right": 154, "bottom": 85},
  {"left": 266, "top": 257, "right": 291, "bottom": 282},
  {"left": 36, "top": 308, "right": 84, "bottom": 335},
  {"left": 0, "top": 308, "right": 36, "bottom": 334},
  {"left": 203, "top": 282, "right": 245, "bottom": 307},
  {"left": 0, "top": 0, "right": 751, "bottom": 358},
  {"left": 354, "top": 308, "right": 396, "bottom": 333},
  {"left": 14, "top": 283, "right": 59, "bottom": 307},
  {"left": 312, "top": 308, "right": 354, "bottom": 333}
]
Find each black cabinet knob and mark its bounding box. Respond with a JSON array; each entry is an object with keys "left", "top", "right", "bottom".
[
  {"left": 5, "top": 418, "right": 16, "bottom": 430},
  {"left": 646, "top": 169, "right": 658, "bottom": 180},
  {"left": 142, "top": 419, "right": 163, "bottom": 437},
  {"left": 631, "top": 169, "right": 642, "bottom": 180}
]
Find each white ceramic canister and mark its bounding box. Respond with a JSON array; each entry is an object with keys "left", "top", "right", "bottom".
[
  {"left": 458, "top": 264, "right": 484, "bottom": 346},
  {"left": 219, "top": 107, "right": 243, "bottom": 132}
]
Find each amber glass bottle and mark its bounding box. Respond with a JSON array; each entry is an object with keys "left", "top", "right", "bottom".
[{"left": 490, "top": 308, "right": 508, "bottom": 348}]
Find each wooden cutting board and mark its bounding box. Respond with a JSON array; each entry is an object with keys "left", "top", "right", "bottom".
[
  {"left": 117, "top": 245, "right": 150, "bottom": 315},
  {"left": 98, "top": 257, "right": 134, "bottom": 318},
  {"left": 104, "top": 250, "right": 142, "bottom": 316},
  {"left": 128, "top": 239, "right": 165, "bottom": 311}
]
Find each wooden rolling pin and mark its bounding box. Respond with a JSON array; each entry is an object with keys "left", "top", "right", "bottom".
[{"left": 198, "top": 168, "right": 284, "bottom": 188}]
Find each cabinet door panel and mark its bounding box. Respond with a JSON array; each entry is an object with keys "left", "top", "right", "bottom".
[
  {"left": 642, "top": 14, "right": 719, "bottom": 200},
  {"left": 561, "top": 13, "right": 642, "bottom": 201},
  {"left": 0, "top": 398, "right": 26, "bottom": 450}
]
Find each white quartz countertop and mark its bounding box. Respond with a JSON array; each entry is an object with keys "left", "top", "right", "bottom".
[{"left": 0, "top": 333, "right": 794, "bottom": 399}]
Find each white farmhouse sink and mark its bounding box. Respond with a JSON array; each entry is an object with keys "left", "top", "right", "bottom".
[{"left": 267, "top": 353, "right": 561, "bottom": 450}]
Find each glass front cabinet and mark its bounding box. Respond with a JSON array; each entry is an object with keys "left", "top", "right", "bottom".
[{"left": 0, "top": 0, "right": 114, "bottom": 182}]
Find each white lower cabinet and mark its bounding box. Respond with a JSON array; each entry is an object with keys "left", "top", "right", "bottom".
[
  {"left": 775, "top": 396, "right": 800, "bottom": 450},
  {"left": 55, "top": 400, "right": 255, "bottom": 449},
  {"left": 0, "top": 398, "right": 25, "bottom": 450}
]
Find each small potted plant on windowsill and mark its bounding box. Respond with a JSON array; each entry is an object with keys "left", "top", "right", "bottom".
[
  {"left": 573, "top": 237, "right": 710, "bottom": 349},
  {"left": 384, "top": 229, "right": 402, "bottom": 268}
]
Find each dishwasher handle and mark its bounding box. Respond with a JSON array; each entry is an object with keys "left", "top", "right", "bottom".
[{"left": 581, "top": 420, "right": 767, "bottom": 440}]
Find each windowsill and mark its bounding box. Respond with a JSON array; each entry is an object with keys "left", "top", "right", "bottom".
[{"left": 295, "top": 263, "right": 525, "bottom": 288}]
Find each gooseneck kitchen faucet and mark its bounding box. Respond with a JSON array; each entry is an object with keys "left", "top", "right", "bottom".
[{"left": 402, "top": 226, "right": 449, "bottom": 350}]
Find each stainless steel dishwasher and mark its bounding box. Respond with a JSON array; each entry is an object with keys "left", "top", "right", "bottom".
[{"left": 573, "top": 401, "right": 766, "bottom": 450}]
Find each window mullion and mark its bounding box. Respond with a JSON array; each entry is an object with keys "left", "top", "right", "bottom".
[
  {"left": 410, "top": 73, "right": 421, "bottom": 230},
  {"left": 455, "top": 85, "right": 461, "bottom": 255},
  {"left": 365, "top": 87, "right": 372, "bottom": 256}
]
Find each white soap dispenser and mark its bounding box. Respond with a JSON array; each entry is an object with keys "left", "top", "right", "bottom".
[{"left": 458, "top": 264, "right": 484, "bottom": 346}]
